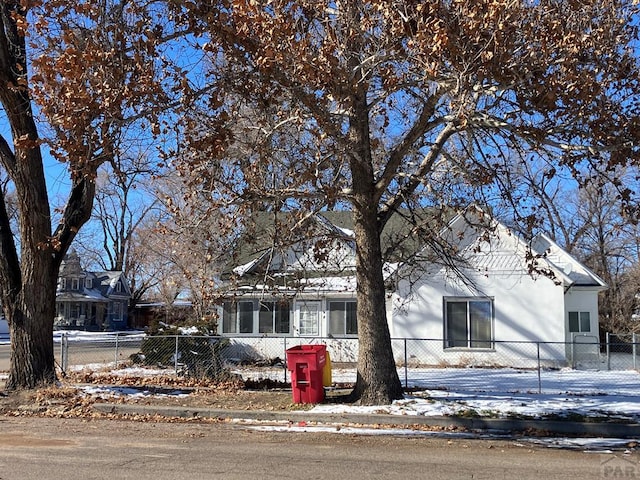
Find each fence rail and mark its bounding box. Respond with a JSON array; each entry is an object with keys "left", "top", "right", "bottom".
[{"left": 1, "top": 333, "right": 639, "bottom": 395}]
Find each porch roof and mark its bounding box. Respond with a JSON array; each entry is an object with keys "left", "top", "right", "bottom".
[{"left": 56, "top": 291, "right": 109, "bottom": 303}]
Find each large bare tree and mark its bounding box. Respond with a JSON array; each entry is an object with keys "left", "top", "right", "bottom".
[
  {"left": 173, "top": 0, "right": 640, "bottom": 404},
  {"left": 0, "top": 0, "right": 178, "bottom": 389},
  {"left": 73, "top": 150, "right": 161, "bottom": 318}
]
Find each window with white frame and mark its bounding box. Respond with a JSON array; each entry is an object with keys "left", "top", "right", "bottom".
[
  {"left": 328, "top": 300, "right": 357, "bottom": 335},
  {"left": 259, "top": 301, "right": 291, "bottom": 334},
  {"left": 298, "top": 301, "right": 320, "bottom": 336},
  {"left": 85, "top": 278, "right": 92, "bottom": 289},
  {"left": 222, "top": 300, "right": 290, "bottom": 334},
  {"left": 444, "top": 297, "right": 493, "bottom": 349},
  {"left": 568, "top": 311, "right": 590, "bottom": 332},
  {"left": 71, "top": 278, "right": 79, "bottom": 290}
]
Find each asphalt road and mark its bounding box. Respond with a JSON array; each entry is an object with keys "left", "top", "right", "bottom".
[{"left": 0, "top": 416, "right": 632, "bottom": 480}]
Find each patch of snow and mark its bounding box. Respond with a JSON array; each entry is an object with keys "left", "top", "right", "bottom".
[
  {"left": 234, "top": 365, "right": 640, "bottom": 422},
  {"left": 335, "top": 227, "right": 354, "bottom": 237},
  {"left": 53, "top": 330, "right": 146, "bottom": 343},
  {"left": 80, "top": 385, "right": 189, "bottom": 399},
  {"left": 178, "top": 326, "right": 199, "bottom": 335},
  {"left": 245, "top": 421, "right": 638, "bottom": 453},
  {"left": 233, "top": 257, "right": 262, "bottom": 276}
]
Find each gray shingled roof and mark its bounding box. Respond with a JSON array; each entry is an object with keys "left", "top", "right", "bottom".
[{"left": 226, "top": 208, "right": 450, "bottom": 278}]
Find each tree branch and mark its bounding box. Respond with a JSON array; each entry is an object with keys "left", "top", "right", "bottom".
[
  {"left": 373, "top": 87, "right": 448, "bottom": 202},
  {"left": 378, "top": 122, "right": 459, "bottom": 227},
  {"left": 0, "top": 133, "right": 16, "bottom": 174},
  {"left": 52, "top": 177, "right": 96, "bottom": 269}
]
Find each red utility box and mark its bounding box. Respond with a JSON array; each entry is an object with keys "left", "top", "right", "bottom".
[{"left": 286, "top": 344, "right": 327, "bottom": 404}]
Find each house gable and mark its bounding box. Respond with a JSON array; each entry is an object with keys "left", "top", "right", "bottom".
[
  {"left": 220, "top": 206, "right": 606, "bottom": 367},
  {"left": 231, "top": 213, "right": 357, "bottom": 280},
  {"left": 531, "top": 234, "right": 607, "bottom": 289}
]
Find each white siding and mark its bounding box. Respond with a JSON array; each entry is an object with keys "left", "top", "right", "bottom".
[
  {"left": 564, "top": 287, "right": 601, "bottom": 340},
  {"left": 391, "top": 225, "right": 568, "bottom": 366}
]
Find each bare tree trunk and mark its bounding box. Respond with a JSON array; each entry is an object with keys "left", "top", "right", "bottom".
[
  {"left": 350, "top": 201, "right": 404, "bottom": 404},
  {"left": 347, "top": 74, "right": 403, "bottom": 404},
  {"left": 5, "top": 257, "right": 57, "bottom": 390}
]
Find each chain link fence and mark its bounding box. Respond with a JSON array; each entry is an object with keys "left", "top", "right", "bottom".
[{"left": 1, "top": 333, "right": 640, "bottom": 395}]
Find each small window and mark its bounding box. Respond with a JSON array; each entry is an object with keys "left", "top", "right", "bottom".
[
  {"left": 238, "top": 302, "right": 253, "bottom": 333},
  {"left": 298, "top": 301, "right": 320, "bottom": 336},
  {"left": 112, "top": 302, "right": 122, "bottom": 320},
  {"left": 222, "top": 302, "right": 238, "bottom": 333},
  {"left": 115, "top": 282, "right": 122, "bottom": 293},
  {"left": 85, "top": 278, "right": 92, "bottom": 289},
  {"left": 71, "top": 278, "right": 79, "bottom": 291},
  {"left": 444, "top": 297, "right": 493, "bottom": 349},
  {"left": 569, "top": 311, "right": 591, "bottom": 332},
  {"left": 60, "top": 278, "right": 67, "bottom": 290}
]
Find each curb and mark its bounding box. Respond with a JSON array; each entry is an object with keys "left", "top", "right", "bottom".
[{"left": 93, "top": 403, "right": 640, "bottom": 438}]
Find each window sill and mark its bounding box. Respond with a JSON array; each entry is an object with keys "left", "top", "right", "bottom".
[{"left": 443, "top": 347, "right": 496, "bottom": 352}]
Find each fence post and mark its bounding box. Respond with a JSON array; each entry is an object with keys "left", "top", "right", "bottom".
[
  {"left": 114, "top": 333, "right": 119, "bottom": 368},
  {"left": 634, "top": 333, "right": 637, "bottom": 371},
  {"left": 283, "top": 337, "right": 288, "bottom": 384},
  {"left": 174, "top": 335, "right": 179, "bottom": 375},
  {"left": 60, "top": 333, "right": 68, "bottom": 374},
  {"left": 570, "top": 336, "right": 575, "bottom": 369},
  {"left": 404, "top": 338, "right": 408, "bottom": 389},
  {"left": 536, "top": 342, "right": 541, "bottom": 394},
  {"left": 606, "top": 332, "right": 611, "bottom": 371}
]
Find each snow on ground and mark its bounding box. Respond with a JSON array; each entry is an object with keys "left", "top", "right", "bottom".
[
  {"left": 53, "top": 330, "right": 146, "bottom": 343},
  {"left": 2, "top": 329, "right": 640, "bottom": 423},
  {"left": 80, "top": 385, "right": 191, "bottom": 399},
  {"left": 233, "top": 365, "right": 640, "bottom": 422},
  {"left": 232, "top": 366, "right": 640, "bottom": 451},
  {"left": 244, "top": 422, "right": 638, "bottom": 453}
]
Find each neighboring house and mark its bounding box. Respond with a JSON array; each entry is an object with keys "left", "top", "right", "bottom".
[
  {"left": 55, "top": 251, "right": 131, "bottom": 331},
  {"left": 217, "top": 207, "right": 607, "bottom": 366}
]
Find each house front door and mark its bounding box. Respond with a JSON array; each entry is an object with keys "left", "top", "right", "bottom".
[{"left": 295, "top": 300, "right": 321, "bottom": 337}]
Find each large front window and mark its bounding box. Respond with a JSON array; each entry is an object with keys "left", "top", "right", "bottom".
[
  {"left": 328, "top": 300, "right": 357, "bottom": 335},
  {"left": 445, "top": 298, "right": 493, "bottom": 349},
  {"left": 222, "top": 300, "right": 291, "bottom": 334}
]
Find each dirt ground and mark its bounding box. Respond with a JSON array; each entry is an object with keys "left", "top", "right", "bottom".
[{"left": 0, "top": 371, "right": 339, "bottom": 418}]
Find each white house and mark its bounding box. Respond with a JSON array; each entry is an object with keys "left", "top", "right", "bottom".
[
  {"left": 391, "top": 211, "right": 606, "bottom": 367},
  {"left": 218, "top": 208, "right": 606, "bottom": 367}
]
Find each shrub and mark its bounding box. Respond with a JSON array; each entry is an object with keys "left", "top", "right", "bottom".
[{"left": 137, "top": 319, "right": 231, "bottom": 380}]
